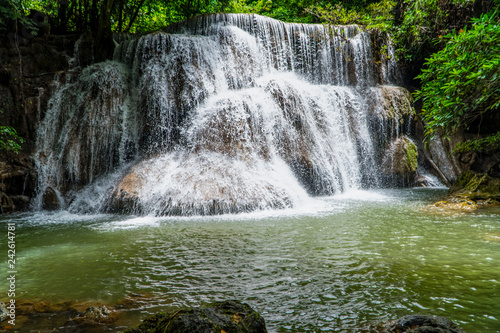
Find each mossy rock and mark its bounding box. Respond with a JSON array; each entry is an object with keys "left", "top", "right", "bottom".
[
  {"left": 449, "top": 171, "right": 500, "bottom": 201},
  {"left": 125, "top": 300, "right": 267, "bottom": 333}
]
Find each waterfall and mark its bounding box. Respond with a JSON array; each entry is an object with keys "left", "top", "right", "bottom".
[{"left": 34, "top": 14, "right": 414, "bottom": 215}]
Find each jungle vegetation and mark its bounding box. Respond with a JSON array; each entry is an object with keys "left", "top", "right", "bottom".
[{"left": 0, "top": 0, "right": 499, "bottom": 152}]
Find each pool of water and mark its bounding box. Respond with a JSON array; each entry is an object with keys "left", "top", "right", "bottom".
[{"left": 1, "top": 188, "right": 499, "bottom": 332}]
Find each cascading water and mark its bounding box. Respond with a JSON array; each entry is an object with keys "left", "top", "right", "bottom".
[{"left": 34, "top": 14, "right": 415, "bottom": 216}]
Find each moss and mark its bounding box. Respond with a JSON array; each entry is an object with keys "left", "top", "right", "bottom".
[
  {"left": 453, "top": 132, "right": 500, "bottom": 154},
  {"left": 403, "top": 137, "right": 418, "bottom": 173},
  {"left": 450, "top": 170, "right": 500, "bottom": 201}
]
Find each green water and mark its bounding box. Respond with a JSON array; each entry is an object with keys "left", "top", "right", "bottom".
[{"left": 1, "top": 188, "right": 499, "bottom": 332}]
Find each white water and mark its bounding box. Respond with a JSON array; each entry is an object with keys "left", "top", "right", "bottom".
[{"left": 35, "top": 14, "right": 415, "bottom": 216}]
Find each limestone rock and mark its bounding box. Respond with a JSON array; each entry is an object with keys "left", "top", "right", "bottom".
[{"left": 125, "top": 300, "right": 267, "bottom": 333}]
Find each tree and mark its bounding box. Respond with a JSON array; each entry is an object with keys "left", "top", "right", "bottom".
[{"left": 415, "top": 10, "right": 500, "bottom": 141}]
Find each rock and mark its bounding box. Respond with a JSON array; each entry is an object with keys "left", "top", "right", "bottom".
[
  {"left": 377, "top": 86, "right": 415, "bottom": 121},
  {"left": 380, "top": 315, "right": 466, "bottom": 333},
  {"left": 382, "top": 135, "right": 418, "bottom": 186},
  {"left": 41, "top": 186, "right": 60, "bottom": 210},
  {"left": 449, "top": 170, "right": 500, "bottom": 201},
  {"left": 66, "top": 305, "right": 117, "bottom": 331},
  {"left": 0, "top": 157, "right": 36, "bottom": 213},
  {"left": 0, "top": 302, "right": 8, "bottom": 322},
  {"left": 125, "top": 300, "right": 267, "bottom": 333},
  {"left": 415, "top": 176, "right": 430, "bottom": 187},
  {"left": 428, "top": 197, "right": 478, "bottom": 212},
  {"left": 104, "top": 152, "right": 296, "bottom": 216},
  {"left": 71, "top": 305, "right": 112, "bottom": 323},
  {"left": 10, "top": 195, "right": 31, "bottom": 210},
  {"left": 0, "top": 192, "right": 15, "bottom": 213}
]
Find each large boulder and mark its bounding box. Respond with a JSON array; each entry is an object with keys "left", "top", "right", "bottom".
[
  {"left": 382, "top": 135, "right": 418, "bottom": 186},
  {"left": 125, "top": 300, "right": 267, "bottom": 333}
]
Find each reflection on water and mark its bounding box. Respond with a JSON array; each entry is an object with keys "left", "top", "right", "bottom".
[{"left": 1, "top": 188, "right": 499, "bottom": 332}]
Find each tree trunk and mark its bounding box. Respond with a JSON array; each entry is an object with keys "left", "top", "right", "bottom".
[{"left": 94, "top": 0, "right": 116, "bottom": 61}]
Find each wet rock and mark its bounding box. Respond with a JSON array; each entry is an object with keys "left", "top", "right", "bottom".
[
  {"left": 379, "top": 315, "right": 466, "bottom": 333},
  {"left": 428, "top": 197, "right": 478, "bottom": 212},
  {"left": 105, "top": 152, "right": 296, "bottom": 216},
  {"left": 382, "top": 135, "right": 418, "bottom": 186},
  {"left": 125, "top": 300, "right": 267, "bottom": 333},
  {"left": 0, "top": 158, "right": 36, "bottom": 213},
  {"left": 0, "top": 302, "right": 8, "bottom": 322},
  {"left": 376, "top": 86, "right": 415, "bottom": 121},
  {"left": 41, "top": 186, "right": 60, "bottom": 210},
  {"left": 10, "top": 195, "right": 31, "bottom": 210},
  {"left": 415, "top": 176, "right": 430, "bottom": 187},
  {"left": 0, "top": 192, "right": 15, "bottom": 213},
  {"left": 71, "top": 305, "right": 113, "bottom": 323},
  {"left": 449, "top": 170, "right": 500, "bottom": 201}
]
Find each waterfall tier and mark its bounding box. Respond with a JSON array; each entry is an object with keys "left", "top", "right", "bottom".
[{"left": 35, "top": 14, "right": 415, "bottom": 215}]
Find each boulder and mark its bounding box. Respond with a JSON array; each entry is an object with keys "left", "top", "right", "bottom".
[
  {"left": 449, "top": 170, "right": 500, "bottom": 201},
  {"left": 0, "top": 302, "right": 8, "bottom": 322},
  {"left": 0, "top": 192, "right": 15, "bottom": 213},
  {"left": 41, "top": 186, "right": 61, "bottom": 210},
  {"left": 382, "top": 135, "right": 418, "bottom": 186},
  {"left": 379, "top": 315, "right": 466, "bottom": 333},
  {"left": 125, "top": 300, "right": 267, "bottom": 333}
]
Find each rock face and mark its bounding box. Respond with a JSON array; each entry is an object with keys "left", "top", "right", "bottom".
[
  {"left": 380, "top": 315, "right": 466, "bottom": 333},
  {"left": 125, "top": 300, "right": 267, "bottom": 333},
  {"left": 0, "top": 29, "right": 83, "bottom": 213},
  {"left": 0, "top": 157, "right": 36, "bottom": 213},
  {"left": 449, "top": 170, "right": 500, "bottom": 201}
]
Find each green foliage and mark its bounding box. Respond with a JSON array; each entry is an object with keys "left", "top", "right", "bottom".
[
  {"left": 305, "top": 0, "right": 395, "bottom": 28},
  {"left": 415, "top": 10, "right": 500, "bottom": 141},
  {"left": 453, "top": 132, "right": 500, "bottom": 154},
  {"left": 306, "top": 3, "right": 363, "bottom": 25},
  {"left": 0, "top": 0, "right": 36, "bottom": 34},
  {"left": 0, "top": 125, "right": 24, "bottom": 154},
  {"left": 391, "top": 0, "right": 475, "bottom": 62}
]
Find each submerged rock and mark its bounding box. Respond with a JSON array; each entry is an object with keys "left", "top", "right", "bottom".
[
  {"left": 125, "top": 300, "right": 267, "bottom": 333},
  {"left": 379, "top": 315, "right": 466, "bottom": 333},
  {"left": 68, "top": 305, "right": 117, "bottom": 330}
]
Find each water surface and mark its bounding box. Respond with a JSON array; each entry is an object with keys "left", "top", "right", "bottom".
[{"left": 1, "top": 188, "right": 499, "bottom": 332}]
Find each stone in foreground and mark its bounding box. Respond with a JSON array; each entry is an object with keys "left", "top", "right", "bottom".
[
  {"left": 380, "top": 315, "right": 466, "bottom": 333},
  {"left": 125, "top": 300, "right": 267, "bottom": 333}
]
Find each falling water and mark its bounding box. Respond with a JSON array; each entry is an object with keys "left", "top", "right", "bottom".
[{"left": 35, "top": 14, "right": 415, "bottom": 215}]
